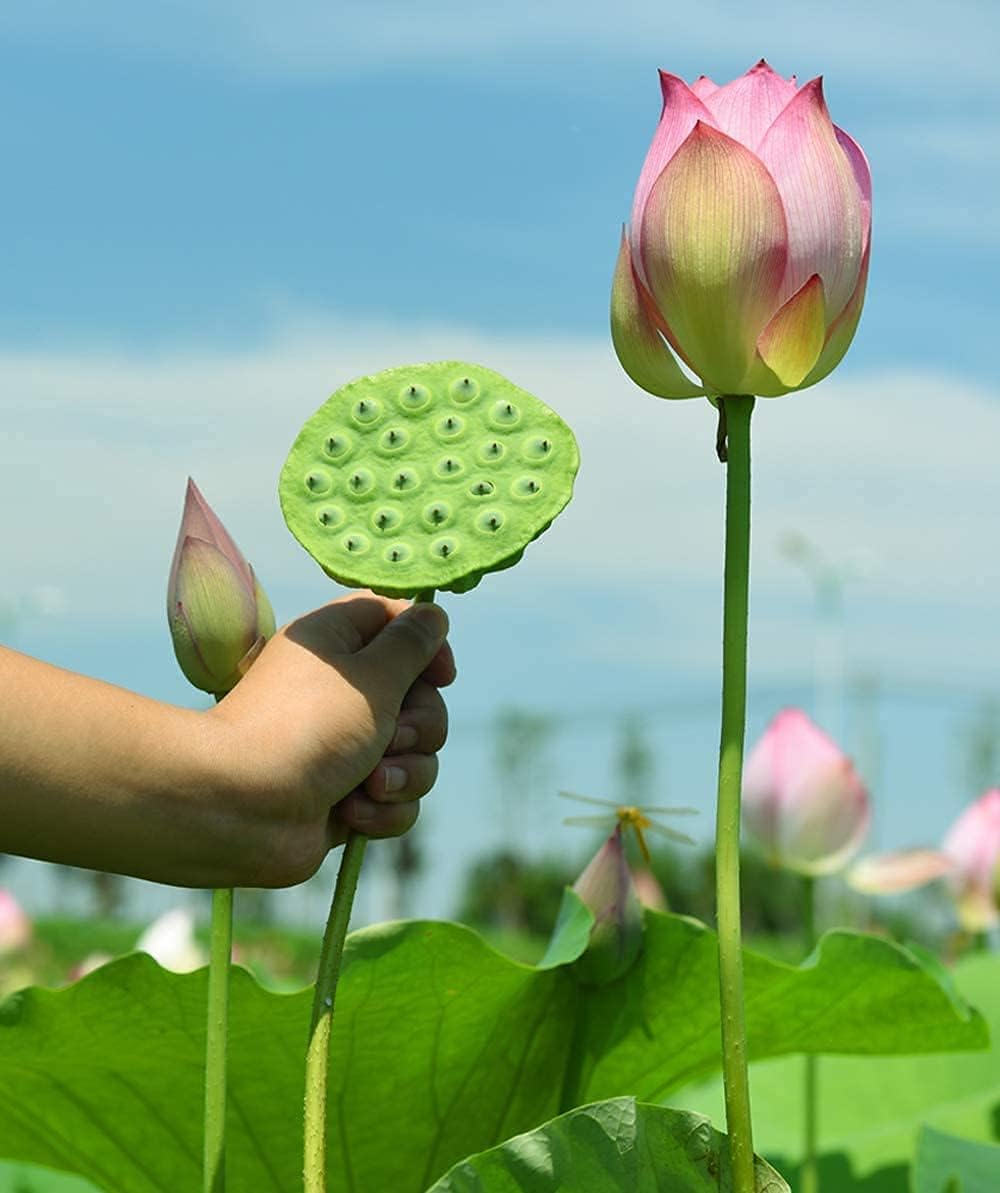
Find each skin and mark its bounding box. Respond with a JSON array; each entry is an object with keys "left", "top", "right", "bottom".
[{"left": 0, "top": 593, "right": 455, "bottom": 890}]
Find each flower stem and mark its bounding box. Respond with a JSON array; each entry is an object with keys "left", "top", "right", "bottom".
[
  {"left": 204, "top": 885, "right": 233, "bottom": 1193},
  {"left": 801, "top": 874, "right": 819, "bottom": 1193},
  {"left": 714, "top": 394, "right": 756, "bottom": 1192},
  {"left": 302, "top": 588, "right": 436, "bottom": 1193}
]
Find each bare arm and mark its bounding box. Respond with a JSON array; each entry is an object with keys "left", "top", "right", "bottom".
[{"left": 0, "top": 593, "right": 454, "bottom": 889}]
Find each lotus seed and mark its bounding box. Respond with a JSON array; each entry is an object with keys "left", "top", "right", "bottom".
[
  {"left": 343, "top": 533, "right": 370, "bottom": 554},
  {"left": 353, "top": 398, "right": 381, "bottom": 425},
  {"left": 470, "top": 480, "right": 495, "bottom": 497},
  {"left": 523, "top": 436, "right": 556, "bottom": 462},
  {"left": 437, "top": 414, "right": 465, "bottom": 439},
  {"left": 304, "top": 470, "right": 332, "bottom": 495},
  {"left": 513, "top": 475, "right": 543, "bottom": 497},
  {"left": 478, "top": 440, "right": 506, "bottom": 463},
  {"left": 476, "top": 510, "right": 504, "bottom": 534},
  {"left": 372, "top": 507, "right": 402, "bottom": 533},
  {"left": 431, "top": 537, "right": 458, "bottom": 560},
  {"left": 490, "top": 400, "right": 520, "bottom": 427},
  {"left": 423, "top": 501, "right": 451, "bottom": 527},
  {"left": 435, "top": 456, "right": 465, "bottom": 479},
  {"left": 323, "top": 434, "right": 350, "bottom": 459},
  {"left": 449, "top": 375, "right": 480, "bottom": 404},
  {"left": 385, "top": 542, "right": 412, "bottom": 564},
  {"left": 380, "top": 427, "right": 409, "bottom": 452},
  {"left": 393, "top": 469, "right": 419, "bottom": 491},
  {"left": 398, "top": 383, "right": 432, "bottom": 412},
  {"left": 317, "top": 506, "right": 345, "bottom": 528}
]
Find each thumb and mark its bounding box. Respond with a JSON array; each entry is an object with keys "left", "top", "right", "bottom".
[{"left": 357, "top": 602, "right": 450, "bottom": 707}]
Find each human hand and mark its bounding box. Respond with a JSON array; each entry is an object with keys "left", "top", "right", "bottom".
[{"left": 208, "top": 592, "right": 455, "bottom": 887}]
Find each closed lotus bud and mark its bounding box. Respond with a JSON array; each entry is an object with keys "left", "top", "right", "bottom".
[
  {"left": 941, "top": 789, "right": 1000, "bottom": 933},
  {"left": 572, "top": 825, "right": 644, "bottom": 985},
  {"left": 612, "top": 60, "right": 871, "bottom": 399},
  {"left": 0, "top": 889, "right": 31, "bottom": 956},
  {"left": 743, "top": 709, "right": 870, "bottom": 875},
  {"left": 167, "top": 478, "right": 276, "bottom": 697}
]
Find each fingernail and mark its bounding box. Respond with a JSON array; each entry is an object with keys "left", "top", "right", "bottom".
[
  {"left": 409, "top": 603, "right": 448, "bottom": 637},
  {"left": 384, "top": 765, "right": 407, "bottom": 793},
  {"left": 392, "top": 724, "right": 419, "bottom": 752},
  {"left": 350, "top": 795, "right": 377, "bottom": 823}
]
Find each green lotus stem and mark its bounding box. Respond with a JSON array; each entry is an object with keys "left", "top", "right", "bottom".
[
  {"left": 801, "top": 874, "right": 819, "bottom": 1193},
  {"left": 204, "top": 884, "right": 233, "bottom": 1193},
  {"left": 714, "top": 395, "right": 756, "bottom": 1193},
  {"left": 303, "top": 588, "right": 436, "bottom": 1193}
]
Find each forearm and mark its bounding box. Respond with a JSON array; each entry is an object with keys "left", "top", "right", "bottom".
[{"left": 0, "top": 646, "right": 251, "bottom": 888}]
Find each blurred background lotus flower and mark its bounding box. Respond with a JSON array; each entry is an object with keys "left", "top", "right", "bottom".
[
  {"left": 847, "top": 849, "right": 953, "bottom": 896},
  {"left": 941, "top": 789, "right": 1000, "bottom": 933},
  {"left": 137, "top": 907, "right": 206, "bottom": 973},
  {"left": 0, "top": 889, "right": 32, "bottom": 956},
  {"left": 743, "top": 708, "right": 870, "bottom": 875},
  {"left": 612, "top": 60, "right": 871, "bottom": 399},
  {"left": 571, "top": 825, "right": 644, "bottom": 984},
  {"left": 167, "top": 477, "right": 276, "bottom": 697}
]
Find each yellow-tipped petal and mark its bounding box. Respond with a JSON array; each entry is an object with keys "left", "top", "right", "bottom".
[
  {"left": 640, "top": 123, "right": 788, "bottom": 394},
  {"left": 742, "top": 274, "right": 826, "bottom": 395},
  {"left": 802, "top": 242, "right": 871, "bottom": 388},
  {"left": 610, "top": 231, "right": 705, "bottom": 399}
]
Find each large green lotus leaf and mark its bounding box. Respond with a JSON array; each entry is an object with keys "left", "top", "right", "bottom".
[
  {"left": 0, "top": 915, "right": 987, "bottom": 1192},
  {"left": 671, "top": 953, "right": 1000, "bottom": 1188},
  {"left": 426, "top": 1097, "right": 789, "bottom": 1192},
  {"left": 0, "top": 1160, "right": 99, "bottom": 1192},
  {"left": 913, "top": 1125, "right": 1000, "bottom": 1193}
]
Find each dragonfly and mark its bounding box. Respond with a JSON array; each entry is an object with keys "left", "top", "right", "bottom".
[{"left": 557, "top": 791, "right": 698, "bottom": 865}]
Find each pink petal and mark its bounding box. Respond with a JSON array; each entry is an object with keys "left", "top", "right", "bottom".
[
  {"left": 802, "top": 240, "right": 870, "bottom": 388},
  {"left": 169, "top": 478, "right": 254, "bottom": 597},
  {"left": 847, "top": 850, "right": 954, "bottom": 895},
  {"left": 835, "top": 126, "right": 872, "bottom": 254},
  {"left": 942, "top": 789, "right": 1000, "bottom": 931},
  {"left": 744, "top": 273, "right": 827, "bottom": 395},
  {"left": 690, "top": 75, "right": 719, "bottom": 100},
  {"left": 702, "top": 59, "right": 799, "bottom": 152},
  {"left": 610, "top": 231, "right": 705, "bottom": 399},
  {"left": 640, "top": 122, "right": 788, "bottom": 394},
  {"left": 629, "top": 72, "right": 718, "bottom": 265},
  {"left": 757, "top": 78, "right": 866, "bottom": 322}
]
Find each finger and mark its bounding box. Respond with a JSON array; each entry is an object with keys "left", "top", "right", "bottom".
[
  {"left": 330, "top": 792, "right": 420, "bottom": 842},
  {"left": 387, "top": 681, "right": 448, "bottom": 755},
  {"left": 421, "top": 637, "right": 457, "bottom": 688},
  {"left": 355, "top": 603, "right": 450, "bottom": 708},
  {"left": 363, "top": 753, "right": 439, "bottom": 804}
]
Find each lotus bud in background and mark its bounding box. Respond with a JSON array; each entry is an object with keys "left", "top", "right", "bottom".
[
  {"left": 137, "top": 908, "right": 206, "bottom": 974},
  {"left": 847, "top": 849, "right": 953, "bottom": 896},
  {"left": 167, "top": 478, "right": 276, "bottom": 697},
  {"left": 612, "top": 60, "right": 871, "bottom": 400},
  {"left": 941, "top": 789, "right": 1000, "bottom": 933},
  {"left": 572, "top": 826, "right": 644, "bottom": 985},
  {"left": 0, "top": 889, "right": 31, "bottom": 956},
  {"left": 743, "top": 709, "right": 870, "bottom": 875}
]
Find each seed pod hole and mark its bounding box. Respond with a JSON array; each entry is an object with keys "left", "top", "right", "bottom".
[
  {"left": 523, "top": 436, "right": 556, "bottom": 462},
  {"left": 380, "top": 427, "right": 409, "bottom": 452},
  {"left": 434, "top": 456, "right": 465, "bottom": 479},
  {"left": 323, "top": 434, "right": 350, "bottom": 460},
  {"left": 478, "top": 440, "right": 506, "bottom": 464},
  {"left": 392, "top": 468, "right": 419, "bottom": 492},
  {"left": 470, "top": 480, "right": 495, "bottom": 497},
  {"left": 476, "top": 510, "right": 505, "bottom": 534},
  {"left": 398, "top": 383, "right": 432, "bottom": 412},
  {"left": 490, "top": 399, "right": 520, "bottom": 428},
  {"left": 384, "top": 543, "right": 412, "bottom": 564},
  {"left": 422, "top": 501, "right": 451, "bottom": 528},
  {"left": 513, "top": 475, "right": 543, "bottom": 498},
  {"left": 431, "top": 537, "right": 458, "bottom": 560},
  {"left": 436, "top": 414, "right": 465, "bottom": 439},
  {"left": 342, "top": 533, "right": 370, "bottom": 555},
  {"left": 449, "top": 375, "right": 480, "bottom": 404},
  {"left": 316, "top": 506, "right": 345, "bottom": 528},
  {"left": 346, "top": 469, "right": 375, "bottom": 497},
  {"left": 372, "top": 507, "right": 402, "bottom": 534},
  {"left": 304, "top": 470, "right": 332, "bottom": 495},
  {"left": 352, "top": 398, "right": 381, "bottom": 425}
]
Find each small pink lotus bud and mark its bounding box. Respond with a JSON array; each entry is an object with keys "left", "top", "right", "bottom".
[
  {"left": 0, "top": 889, "right": 32, "bottom": 956},
  {"left": 742, "top": 708, "right": 870, "bottom": 875},
  {"left": 941, "top": 789, "right": 1000, "bottom": 933},
  {"left": 136, "top": 908, "right": 206, "bottom": 973},
  {"left": 572, "top": 826, "right": 644, "bottom": 984},
  {"left": 167, "top": 478, "right": 276, "bottom": 697},
  {"left": 612, "top": 61, "right": 870, "bottom": 400}
]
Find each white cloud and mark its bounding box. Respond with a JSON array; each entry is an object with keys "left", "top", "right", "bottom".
[
  {"left": 2, "top": 314, "right": 998, "bottom": 687},
  {"left": 2, "top": 2, "right": 997, "bottom": 88}
]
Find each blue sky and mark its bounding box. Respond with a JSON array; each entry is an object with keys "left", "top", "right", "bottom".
[{"left": 2, "top": 2, "right": 999, "bottom": 920}]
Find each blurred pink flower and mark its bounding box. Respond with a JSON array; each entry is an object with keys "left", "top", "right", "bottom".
[
  {"left": 137, "top": 908, "right": 206, "bottom": 973},
  {"left": 0, "top": 889, "right": 31, "bottom": 956},
  {"left": 743, "top": 708, "right": 870, "bottom": 875},
  {"left": 612, "top": 60, "right": 871, "bottom": 399},
  {"left": 942, "top": 789, "right": 1000, "bottom": 933},
  {"left": 572, "top": 826, "right": 644, "bottom": 983},
  {"left": 167, "top": 477, "right": 276, "bottom": 697},
  {"left": 847, "top": 849, "right": 954, "bottom": 895}
]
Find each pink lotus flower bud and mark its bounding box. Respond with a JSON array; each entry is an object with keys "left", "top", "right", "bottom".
[
  {"left": 137, "top": 908, "right": 206, "bottom": 973},
  {"left": 167, "top": 478, "right": 276, "bottom": 697},
  {"left": 612, "top": 60, "right": 871, "bottom": 399},
  {"left": 572, "top": 825, "right": 644, "bottom": 984},
  {"left": 941, "top": 789, "right": 1000, "bottom": 933},
  {"left": 0, "top": 889, "right": 31, "bottom": 956},
  {"left": 742, "top": 708, "right": 870, "bottom": 875}
]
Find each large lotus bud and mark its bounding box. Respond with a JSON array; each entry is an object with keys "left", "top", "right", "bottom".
[
  {"left": 167, "top": 478, "right": 276, "bottom": 697},
  {"left": 612, "top": 60, "right": 871, "bottom": 400},
  {"left": 942, "top": 789, "right": 1000, "bottom": 933},
  {"left": 0, "top": 889, "right": 31, "bottom": 956},
  {"left": 571, "top": 826, "right": 644, "bottom": 985},
  {"left": 742, "top": 708, "right": 870, "bottom": 875}
]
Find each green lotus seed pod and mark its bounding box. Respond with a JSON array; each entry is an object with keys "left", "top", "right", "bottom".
[{"left": 280, "top": 361, "right": 580, "bottom": 597}]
